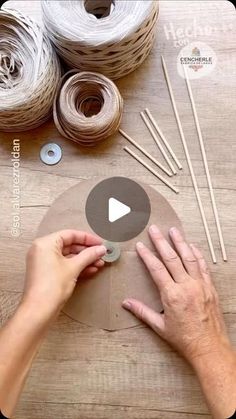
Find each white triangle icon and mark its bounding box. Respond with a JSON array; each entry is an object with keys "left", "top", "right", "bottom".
[{"left": 108, "top": 197, "right": 131, "bottom": 223}]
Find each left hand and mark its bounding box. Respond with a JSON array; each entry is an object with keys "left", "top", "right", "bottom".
[
  {"left": 122, "top": 226, "right": 230, "bottom": 366},
  {"left": 22, "top": 230, "right": 106, "bottom": 318}
]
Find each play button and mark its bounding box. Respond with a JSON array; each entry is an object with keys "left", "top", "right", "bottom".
[
  {"left": 85, "top": 177, "right": 151, "bottom": 242},
  {"left": 108, "top": 198, "right": 131, "bottom": 223}
]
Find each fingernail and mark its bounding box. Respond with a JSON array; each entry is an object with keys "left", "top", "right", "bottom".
[
  {"left": 97, "top": 245, "right": 107, "bottom": 256},
  {"left": 149, "top": 225, "right": 159, "bottom": 234},
  {"left": 136, "top": 241, "right": 145, "bottom": 249},
  {"left": 169, "top": 227, "right": 179, "bottom": 237},
  {"left": 122, "top": 300, "right": 132, "bottom": 310}
]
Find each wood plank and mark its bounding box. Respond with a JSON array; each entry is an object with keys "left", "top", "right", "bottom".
[
  {"left": 0, "top": 292, "right": 235, "bottom": 416},
  {"left": 15, "top": 402, "right": 211, "bottom": 419}
]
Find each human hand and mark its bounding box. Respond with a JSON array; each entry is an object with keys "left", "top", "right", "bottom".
[
  {"left": 22, "top": 230, "right": 106, "bottom": 319},
  {"left": 122, "top": 225, "right": 231, "bottom": 366}
]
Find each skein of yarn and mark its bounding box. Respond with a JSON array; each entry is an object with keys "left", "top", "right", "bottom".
[
  {"left": 53, "top": 71, "right": 123, "bottom": 146},
  {"left": 0, "top": 8, "right": 61, "bottom": 132},
  {"left": 42, "top": 0, "right": 159, "bottom": 80}
]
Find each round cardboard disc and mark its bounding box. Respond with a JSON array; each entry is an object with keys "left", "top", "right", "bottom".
[{"left": 37, "top": 177, "right": 183, "bottom": 330}]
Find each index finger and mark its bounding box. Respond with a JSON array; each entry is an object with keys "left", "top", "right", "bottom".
[
  {"left": 149, "top": 225, "right": 188, "bottom": 283},
  {"left": 39, "top": 230, "right": 102, "bottom": 249},
  {"left": 136, "top": 241, "right": 174, "bottom": 293}
]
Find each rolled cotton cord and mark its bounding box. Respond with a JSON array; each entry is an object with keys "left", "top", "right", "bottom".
[
  {"left": 42, "top": 0, "right": 159, "bottom": 80},
  {"left": 0, "top": 8, "right": 61, "bottom": 132},
  {"left": 53, "top": 71, "right": 123, "bottom": 146}
]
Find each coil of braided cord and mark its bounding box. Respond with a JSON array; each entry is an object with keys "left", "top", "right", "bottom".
[
  {"left": 42, "top": 0, "right": 159, "bottom": 80},
  {"left": 53, "top": 71, "right": 123, "bottom": 146},
  {"left": 0, "top": 8, "right": 61, "bottom": 132}
]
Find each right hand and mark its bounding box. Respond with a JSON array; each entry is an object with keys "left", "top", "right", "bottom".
[
  {"left": 23, "top": 230, "right": 106, "bottom": 320},
  {"left": 122, "top": 225, "right": 231, "bottom": 366}
]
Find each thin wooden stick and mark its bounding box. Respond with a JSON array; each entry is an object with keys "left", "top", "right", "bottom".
[
  {"left": 119, "top": 128, "right": 172, "bottom": 177},
  {"left": 161, "top": 55, "right": 217, "bottom": 264},
  {"left": 145, "top": 108, "right": 183, "bottom": 170},
  {"left": 140, "top": 111, "right": 177, "bottom": 175},
  {"left": 124, "top": 146, "right": 179, "bottom": 194},
  {"left": 183, "top": 65, "right": 227, "bottom": 261}
]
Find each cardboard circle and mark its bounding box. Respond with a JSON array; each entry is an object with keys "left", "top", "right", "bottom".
[{"left": 37, "top": 177, "right": 183, "bottom": 330}]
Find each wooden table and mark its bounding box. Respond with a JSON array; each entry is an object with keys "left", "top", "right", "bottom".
[{"left": 0, "top": 1, "right": 235, "bottom": 418}]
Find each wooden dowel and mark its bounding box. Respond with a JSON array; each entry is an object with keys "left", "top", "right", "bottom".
[
  {"left": 140, "top": 111, "right": 177, "bottom": 175},
  {"left": 161, "top": 55, "right": 217, "bottom": 264},
  {"left": 119, "top": 128, "right": 172, "bottom": 177},
  {"left": 145, "top": 108, "right": 183, "bottom": 170},
  {"left": 124, "top": 146, "right": 179, "bottom": 194},
  {"left": 183, "top": 65, "right": 227, "bottom": 262}
]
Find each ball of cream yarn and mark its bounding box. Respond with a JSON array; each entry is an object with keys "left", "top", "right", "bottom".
[
  {"left": 42, "top": 0, "right": 159, "bottom": 80},
  {"left": 0, "top": 9, "right": 61, "bottom": 132},
  {"left": 53, "top": 71, "right": 123, "bottom": 146}
]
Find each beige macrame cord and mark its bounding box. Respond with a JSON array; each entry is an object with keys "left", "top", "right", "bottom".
[
  {"left": 0, "top": 8, "right": 61, "bottom": 132},
  {"left": 53, "top": 71, "right": 123, "bottom": 146},
  {"left": 42, "top": 0, "right": 159, "bottom": 80}
]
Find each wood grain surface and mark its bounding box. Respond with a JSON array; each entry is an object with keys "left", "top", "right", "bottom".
[{"left": 0, "top": 1, "right": 236, "bottom": 418}]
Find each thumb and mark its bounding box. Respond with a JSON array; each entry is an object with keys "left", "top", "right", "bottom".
[
  {"left": 122, "top": 298, "right": 165, "bottom": 338},
  {"left": 69, "top": 245, "right": 106, "bottom": 276}
]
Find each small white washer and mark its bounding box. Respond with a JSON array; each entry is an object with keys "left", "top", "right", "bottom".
[
  {"left": 102, "top": 241, "right": 121, "bottom": 263},
  {"left": 40, "top": 143, "right": 62, "bottom": 165}
]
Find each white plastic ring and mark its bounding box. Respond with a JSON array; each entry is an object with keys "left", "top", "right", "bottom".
[
  {"left": 40, "top": 143, "right": 62, "bottom": 165},
  {"left": 102, "top": 241, "right": 121, "bottom": 263}
]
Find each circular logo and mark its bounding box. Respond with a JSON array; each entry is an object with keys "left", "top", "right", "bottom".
[
  {"left": 85, "top": 177, "right": 151, "bottom": 242},
  {"left": 177, "top": 41, "right": 217, "bottom": 80}
]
